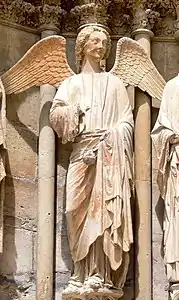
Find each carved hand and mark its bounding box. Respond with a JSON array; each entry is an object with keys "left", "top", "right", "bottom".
[
  {"left": 77, "top": 103, "right": 90, "bottom": 116},
  {"left": 170, "top": 135, "right": 179, "bottom": 144}
]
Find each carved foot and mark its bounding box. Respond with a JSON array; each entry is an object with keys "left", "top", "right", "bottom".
[
  {"left": 68, "top": 278, "right": 83, "bottom": 288},
  {"left": 170, "top": 283, "right": 179, "bottom": 300},
  {"left": 62, "top": 276, "right": 123, "bottom": 300},
  {"left": 62, "top": 277, "right": 83, "bottom": 297},
  {"left": 63, "top": 284, "right": 82, "bottom": 296},
  {"left": 84, "top": 276, "right": 104, "bottom": 289}
]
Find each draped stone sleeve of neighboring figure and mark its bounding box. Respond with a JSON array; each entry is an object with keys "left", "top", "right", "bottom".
[
  {"left": 0, "top": 79, "right": 6, "bottom": 253},
  {"left": 50, "top": 77, "right": 80, "bottom": 144},
  {"left": 151, "top": 78, "right": 178, "bottom": 198},
  {"left": 151, "top": 75, "right": 179, "bottom": 282}
]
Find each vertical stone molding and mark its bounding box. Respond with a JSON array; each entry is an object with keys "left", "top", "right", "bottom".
[
  {"left": 132, "top": 28, "right": 154, "bottom": 300},
  {"left": 36, "top": 27, "right": 59, "bottom": 300},
  {"left": 174, "top": 4, "right": 179, "bottom": 41}
]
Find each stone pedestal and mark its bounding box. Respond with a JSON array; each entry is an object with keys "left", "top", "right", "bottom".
[
  {"left": 62, "top": 286, "right": 123, "bottom": 300},
  {"left": 170, "top": 284, "right": 179, "bottom": 300}
]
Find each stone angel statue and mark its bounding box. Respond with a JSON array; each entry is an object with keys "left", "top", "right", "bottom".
[{"left": 1, "top": 24, "right": 165, "bottom": 298}]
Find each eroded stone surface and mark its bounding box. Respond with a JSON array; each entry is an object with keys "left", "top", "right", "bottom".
[{"left": 0, "top": 9, "right": 179, "bottom": 300}]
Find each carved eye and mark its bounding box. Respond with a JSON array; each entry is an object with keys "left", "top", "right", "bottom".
[{"left": 93, "top": 38, "right": 99, "bottom": 44}]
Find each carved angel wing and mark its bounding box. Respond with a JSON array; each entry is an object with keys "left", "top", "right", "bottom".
[
  {"left": 1, "top": 35, "right": 75, "bottom": 95},
  {"left": 0, "top": 79, "right": 6, "bottom": 148},
  {"left": 110, "top": 37, "right": 166, "bottom": 102}
]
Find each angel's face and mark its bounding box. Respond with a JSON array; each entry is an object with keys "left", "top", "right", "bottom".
[{"left": 83, "top": 31, "right": 107, "bottom": 62}]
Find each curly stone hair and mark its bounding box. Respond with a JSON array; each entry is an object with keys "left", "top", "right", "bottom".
[{"left": 75, "top": 25, "right": 111, "bottom": 73}]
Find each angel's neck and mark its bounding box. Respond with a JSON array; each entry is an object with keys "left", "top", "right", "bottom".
[{"left": 81, "top": 57, "right": 102, "bottom": 73}]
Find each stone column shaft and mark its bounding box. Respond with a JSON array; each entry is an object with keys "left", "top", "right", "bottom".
[
  {"left": 133, "top": 28, "right": 153, "bottom": 300},
  {"left": 36, "top": 28, "right": 58, "bottom": 300}
]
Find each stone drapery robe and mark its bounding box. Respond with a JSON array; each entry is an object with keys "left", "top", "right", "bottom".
[
  {"left": 0, "top": 79, "right": 6, "bottom": 253},
  {"left": 152, "top": 75, "right": 179, "bottom": 282},
  {"left": 50, "top": 72, "right": 133, "bottom": 287}
]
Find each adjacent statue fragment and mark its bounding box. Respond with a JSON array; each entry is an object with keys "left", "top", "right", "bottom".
[
  {"left": 0, "top": 79, "right": 6, "bottom": 254},
  {"left": 0, "top": 23, "right": 165, "bottom": 299},
  {"left": 152, "top": 75, "right": 179, "bottom": 300}
]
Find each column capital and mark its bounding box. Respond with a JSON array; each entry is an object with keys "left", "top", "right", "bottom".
[
  {"left": 132, "top": 28, "right": 154, "bottom": 39},
  {"left": 38, "top": 2, "right": 64, "bottom": 31},
  {"left": 37, "top": 24, "right": 60, "bottom": 36}
]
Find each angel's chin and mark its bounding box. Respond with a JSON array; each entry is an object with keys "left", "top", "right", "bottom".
[{"left": 92, "top": 55, "right": 103, "bottom": 62}]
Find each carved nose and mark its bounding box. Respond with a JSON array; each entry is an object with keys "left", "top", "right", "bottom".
[{"left": 98, "top": 41, "right": 103, "bottom": 48}]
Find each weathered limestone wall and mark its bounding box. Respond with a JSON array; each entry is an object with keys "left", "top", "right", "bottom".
[
  {"left": 1, "top": 22, "right": 179, "bottom": 300},
  {"left": 0, "top": 26, "right": 77, "bottom": 300},
  {"left": 0, "top": 23, "right": 39, "bottom": 300}
]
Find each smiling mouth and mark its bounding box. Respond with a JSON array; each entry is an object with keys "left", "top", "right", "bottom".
[
  {"left": 95, "top": 50, "right": 104, "bottom": 56},
  {"left": 96, "top": 49, "right": 103, "bottom": 53}
]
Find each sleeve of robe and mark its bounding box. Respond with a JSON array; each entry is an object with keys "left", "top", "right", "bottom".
[
  {"left": 102, "top": 78, "right": 134, "bottom": 267},
  {"left": 50, "top": 77, "right": 80, "bottom": 144},
  {"left": 151, "top": 79, "right": 177, "bottom": 198},
  {"left": 104, "top": 78, "right": 134, "bottom": 195}
]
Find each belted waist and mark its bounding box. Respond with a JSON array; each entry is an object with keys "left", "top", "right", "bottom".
[
  {"left": 75, "top": 129, "right": 108, "bottom": 142},
  {"left": 70, "top": 130, "right": 109, "bottom": 163}
]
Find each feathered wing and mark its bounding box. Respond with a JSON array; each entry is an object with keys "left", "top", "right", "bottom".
[
  {"left": 0, "top": 79, "right": 6, "bottom": 147},
  {"left": 1, "top": 35, "right": 75, "bottom": 95},
  {"left": 110, "top": 37, "right": 166, "bottom": 102}
]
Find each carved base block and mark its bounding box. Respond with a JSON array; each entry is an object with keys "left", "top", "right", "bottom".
[
  {"left": 170, "top": 284, "right": 179, "bottom": 300},
  {"left": 62, "top": 285, "right": 123, "bottom": 300}
]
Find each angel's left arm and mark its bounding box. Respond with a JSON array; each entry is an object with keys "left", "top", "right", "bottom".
[
  {"left": 50, "top": 78, "right": 80, "bottom": 144},
  {"left": 116, "top": 80, "right": 134, "bottom": 174},
  {"left": 117, "top": 80, "right": 134, "bottom": 130}
]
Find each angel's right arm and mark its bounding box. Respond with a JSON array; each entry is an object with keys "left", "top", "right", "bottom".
[{"left": 50, "top": 78, "right": 80, "bottom": 144}]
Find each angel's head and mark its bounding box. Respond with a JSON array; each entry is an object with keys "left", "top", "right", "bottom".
[{"left": 75, "top": 25, "right": 111, "bottom": 72}]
